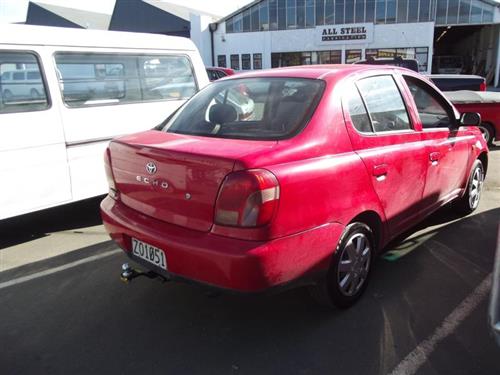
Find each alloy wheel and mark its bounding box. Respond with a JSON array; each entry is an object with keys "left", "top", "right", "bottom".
[{"left": 337, "top": 233, "right": 371, "bottom": 297}]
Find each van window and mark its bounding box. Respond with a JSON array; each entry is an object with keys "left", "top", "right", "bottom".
[
  {"left": 0, "top": 51, "right": 49, "bottom": 114},
  {"left": 55, "top": 53, "right": 197, "bottom": 108},
  {"left": 356, "top": 75, "right": 411, "bottom": 132}
]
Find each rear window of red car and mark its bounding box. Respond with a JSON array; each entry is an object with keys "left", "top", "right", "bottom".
[{"left": 161, "top": 77, "right": 325, "bottom": 140}]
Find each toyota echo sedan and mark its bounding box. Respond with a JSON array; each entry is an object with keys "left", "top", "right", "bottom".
[{"left": 101, "top": 65, "right": 488, "bottom": 308}]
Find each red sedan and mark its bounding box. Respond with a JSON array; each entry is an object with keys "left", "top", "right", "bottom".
[{"left": 101, "top": 65, "right": 488, "bottom": 308}]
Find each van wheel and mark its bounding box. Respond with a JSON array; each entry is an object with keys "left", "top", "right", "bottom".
[
  {"left": 454, "top": 160, "right": 484, "bottom": 215},
  {"left": 309, "top": 222, "right": 374, "bottom": 309},
  {"left": 478, "top": 123, "right": 494, "bottom": 146}
]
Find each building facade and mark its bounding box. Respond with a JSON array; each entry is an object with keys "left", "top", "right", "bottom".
[{"left": 210, "top": 0, "right": 500, "bottom": 85}]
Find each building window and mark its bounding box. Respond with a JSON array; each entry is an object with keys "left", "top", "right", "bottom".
[
  {"left": 325, "top": 0, "right": 334, "bottom": 24},
  {"left": 287, "top": 0, "right": 297, "bottom": 29},
  {"left": 306, "top": 0, "right": 315, "bottom": 27},
  {"left": 278, "top": 0, "right": 286, "bottom": 29},
  {"left": 226, "top": 17, "right": 234, "bottom": 33},
  {"left": 335, "top": 0, "right": 345, "bottom": 24},
  {"left": 319, "top": 50, "right": 341, "bottom": 64},
  {"left": 345, "top": 0, "right": 355, "bottom": 23},
  {"left": 242, "top": 54, "right": 251, "bottom": 70},
  {"left": 251, "top": 4, "right": 260, "bottom": 31},
  {"left": 415, "top": 47, "right": 429, "bottom": 72},
  {"left": 447, "top": 0, "right": 460, "bottom": 24},
  {"left": 418, "top": 0, "right": 431, "bottom": 22},
  {"left": 243, "top": 9, "right": 251, "bottom": 32},
  {"left": 316, "top": 0, "right": 325, "bottom": 25},
  {"left": 355, "top": 0, "right": 365, "bottom": 22},
  {"left": 386, "top": 0, "right": 396, "bottom": 23},
  {"left": 260, "top": 0, "right": 270, "bottom": 30},
  {"left": 269, "top": 0, "right": 278, "bottom": 30},
  {"left": 376, "top": 0, "right": 386, "bottom": 23},
  {"left": 345, "top": 49, "right": 362, "bottom": 63},
  {"left": 233, "top": 14, "right": 243, "bottom": 32},
  {"left": 366, "top": 0, "right": 376, "bottom": 22},
  {"left": 231, "top": 54, "right": 240, "bottom": 70},
  {"left": 397, "top": 0, "right": 408, "bottom": 23},
  {"left": 253, "top": 53, "right": 263, "bottom": 69},
  {"left": 217, "top": 55, "right": 227, "bottom": 68},
  {"left": 297, "top": 0, "right": 306, "bottom": 28}
]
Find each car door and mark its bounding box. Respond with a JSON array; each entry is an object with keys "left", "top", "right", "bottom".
[
  {"left": 343, "top": 74, "right": 428, "bottom": 237},
  {"left": 400, "top": 74, "right": 472, "bottom": 212}
]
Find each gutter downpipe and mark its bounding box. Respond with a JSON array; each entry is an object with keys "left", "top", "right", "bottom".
[{"left": 209, "top": 22, "right": 218, "bottom": 67}]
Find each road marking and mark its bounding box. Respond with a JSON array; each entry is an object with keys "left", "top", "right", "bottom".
[
  {"left": 0, "top": 249, "right": 121, "bottom": 290},
  {"left": 389, "top": 274, "right": 492, "bottom": 375}
]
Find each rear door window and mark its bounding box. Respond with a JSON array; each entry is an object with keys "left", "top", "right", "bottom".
[
  {"left": 163, "top": 77, "right": 325, "bottom": 140},
  {"left": 345, "top": 84, "right": 372, "bottom": 133},
  {"left": 356, "top": 75, "right": 411, "bottom": 132},
  {"left": 0, "top": 51, "right": 49, "bottom": 114}
]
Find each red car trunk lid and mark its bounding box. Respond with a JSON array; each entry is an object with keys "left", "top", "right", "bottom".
[{"left": 109, "top": 131, "right": 275, "bottom": 232}]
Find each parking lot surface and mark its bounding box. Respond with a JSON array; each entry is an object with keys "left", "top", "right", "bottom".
[{"left": 1, "top": 146, "right": 499, "bottom": 375}]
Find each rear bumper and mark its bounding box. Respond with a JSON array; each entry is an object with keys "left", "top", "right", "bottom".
[{"left": 100, "top": 196, "right": 344, "bottom": 292}]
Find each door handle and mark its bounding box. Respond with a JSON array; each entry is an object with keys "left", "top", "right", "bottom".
[
  {"left": 373, "top": 164, "right": 388, "bottom": 181},
  {"left": 429, "top": 152, "right": 441, "bottom": 166}
]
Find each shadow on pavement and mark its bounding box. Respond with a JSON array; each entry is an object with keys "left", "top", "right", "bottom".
[{"left": 0, "top": 196, "right": 104, "bottom": 250}]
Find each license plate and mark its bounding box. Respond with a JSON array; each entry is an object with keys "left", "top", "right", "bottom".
[{"left": 131, "top": 238, "right": 167, "bottom": 270}]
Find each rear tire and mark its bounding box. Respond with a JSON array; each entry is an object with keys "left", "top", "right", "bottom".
[
  {"left": 454, "top": 159, "right": 484, "bottom": 215},
  {"left": 478, "top": 123, "right": 494, "bottom": 146},
  {"left": 309, "top": 222, "right": 374, "bottom": 309}
]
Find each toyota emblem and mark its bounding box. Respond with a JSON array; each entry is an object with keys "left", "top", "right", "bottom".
[{"left": 146, "top": 162, "right": 157, "bottom": 175}]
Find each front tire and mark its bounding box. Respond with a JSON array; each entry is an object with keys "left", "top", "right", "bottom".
[
  {"left": 454, "top": 159, "right": 484, "bottom": 215},
  {"left": 309, "top": 222, "right": 374, "bottom": 309}
]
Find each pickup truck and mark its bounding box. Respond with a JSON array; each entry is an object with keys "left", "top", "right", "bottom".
[
  {"left": 430, "top": 74, "right": 487, "bottom": 92},
  {"left": 444, "top": 90, "right": 500, "bottom": 145}
]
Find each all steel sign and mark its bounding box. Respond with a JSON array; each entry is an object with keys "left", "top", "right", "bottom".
[{"left": 316, "top": 23, "right": 374, "bottom": 45}]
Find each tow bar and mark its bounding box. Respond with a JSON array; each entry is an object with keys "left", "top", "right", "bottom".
[{"left": 120, "top": 263, "right": 168, "bottom": 283}]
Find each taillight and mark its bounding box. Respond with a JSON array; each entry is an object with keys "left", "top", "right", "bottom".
[
  {"left": 479, "top": 80, "right": 486, "bottom": 91},
  {"left": 214, "top": 169, "right": 280, "bottom": 227},
  {"left": 104, "top": 148, "right": 119, "bottom": 199}
]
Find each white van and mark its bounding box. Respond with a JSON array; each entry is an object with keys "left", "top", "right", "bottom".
[{"left": 0, "top": 24, "right": 210, "bottom": 220}]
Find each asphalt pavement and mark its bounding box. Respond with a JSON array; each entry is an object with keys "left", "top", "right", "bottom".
[{"left": 1, "top": 145, "right": 499, "bottom": 375}]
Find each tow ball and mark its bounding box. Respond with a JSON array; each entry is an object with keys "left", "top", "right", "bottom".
[{"left": 120, "top": 263, "right": 168, "bottom": 283}]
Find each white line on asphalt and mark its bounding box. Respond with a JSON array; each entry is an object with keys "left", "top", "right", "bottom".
[
  {"left": 389, "top": 274, "right": 492, "bottom": 375},
  {"left": 0, "top": 249, "right": 121, "bottom": 290}
]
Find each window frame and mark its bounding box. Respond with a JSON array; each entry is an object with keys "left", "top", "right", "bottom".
[
  {"left": 53, "top": 52, "right": 199, "bottom": 109},
  {"left": 230, "top": 54, "right": 240, "bottom": 70},
  {"left": 0, "top": 49, "right": 52, "bottom": 115},
  {"left": 401, "top": 74, "right": 458, "bottom": 132},
  {"left": 347, "top": 73, "right": 416, "bottom": 136}
]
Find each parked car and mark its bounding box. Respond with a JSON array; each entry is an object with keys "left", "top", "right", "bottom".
[
  {"left": 101, "top": 65, "right": 487, "bottom": 308},
  {"left": 444, "top": 90, "right": 500, "bottom": 145},
  {"left": 428, "top": 74, "right": 487, "bottom": 92},
  {"left": 206, "top": 67, "right": 235, "bottom": 81}
]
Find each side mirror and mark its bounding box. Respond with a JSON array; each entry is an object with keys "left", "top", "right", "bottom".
[{"left": 460, "top": 112, "right": 481, "bottom": 126}]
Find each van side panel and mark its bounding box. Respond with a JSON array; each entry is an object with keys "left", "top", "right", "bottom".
[{"left": 0, "top": 46, "right": 71, "bottom": 219}]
